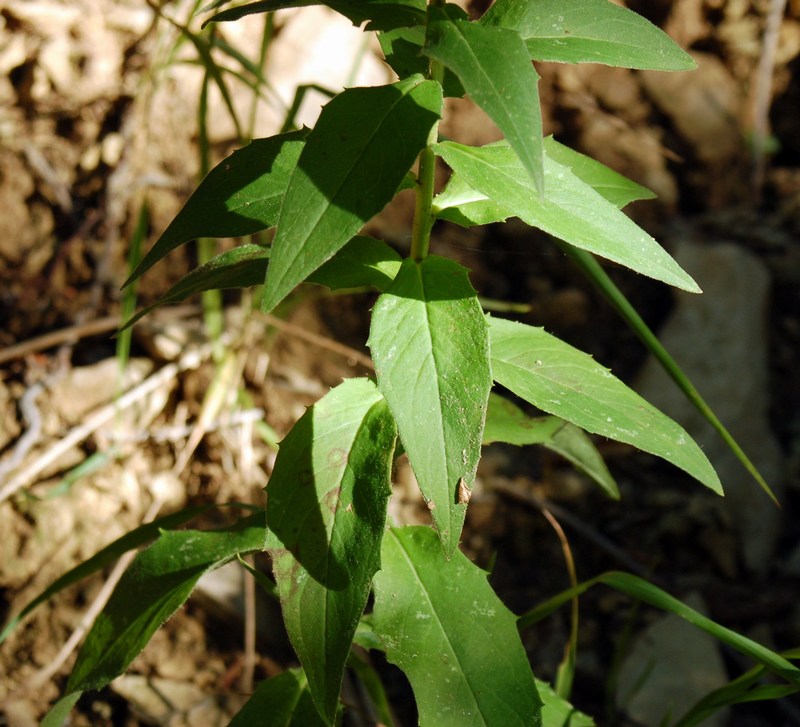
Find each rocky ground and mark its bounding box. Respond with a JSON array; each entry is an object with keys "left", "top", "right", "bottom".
[{"left": 1, "top": 1, "right": 800, "bottom": 725}]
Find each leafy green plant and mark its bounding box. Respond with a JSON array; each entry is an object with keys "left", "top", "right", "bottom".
[{"left": 7, "top": 1, "right": 800, "bottom": 724}]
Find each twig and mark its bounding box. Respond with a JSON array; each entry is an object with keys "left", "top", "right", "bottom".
[
  {"left": 108, "top": 408, "right": 264, "bottom": 445},
  {"left": 241, "top": 553, "right": 257, "bottom": 696},
  {"left": 541, "top": 507, "right": 579, "bottom": 699},
  {"left": 0, "top": 343, "right": 214, "bottom": 503},
  {"left": 23, "top": 142, "right": 73, "bottom": 215},
  {"left": 751, "top": 0, "right": 788, "bottom": 202},
  {"left": 259, "top": 312, "right": 374, "bottom": 370},
  {"left": 172, "top": 349, "right": 243, "bottom": 476},
  {"left": 0, "top": 316, "right": 121, "bottom": 366},
  {"left": 491, "top": 478, "right": 654, "bottom": 581},
  {"left": 239, "top": 417, "right": 258, "bottom": 696},
  {"left": 26, "top": 496, "right": 165, "bottom": 691},
  {"left": 0, "top": 382, "right": 45, "bottom": 482}
]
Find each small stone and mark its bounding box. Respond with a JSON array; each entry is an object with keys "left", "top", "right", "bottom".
[
  {"left": 617, "top": 592, "right": 728, "bottom": 726},
  {"left": 640, "top": 52, "right": 742, "bottom": 164},
  {"left": 636, "top": 241, "right": 784, "bottom": 572},
  {"left": 50, "top": 358, "right": 153, "bottom": 424}
]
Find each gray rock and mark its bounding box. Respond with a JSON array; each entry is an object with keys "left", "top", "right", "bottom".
[
  {"left": 636, "top": 241, "right": 784, "bottom": 572},
  {"left": 617, "top": 592, "right": 728, "bottom": 726}
]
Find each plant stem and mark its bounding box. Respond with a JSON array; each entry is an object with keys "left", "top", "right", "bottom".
[
  {"left": 410, "top": 4, "right": 445, "bottom": 262},
  {"left": 410, "top": 140, "right": 438, "bottom": 262}
]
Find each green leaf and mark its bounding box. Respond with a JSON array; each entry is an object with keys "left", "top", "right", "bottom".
[
  {"left": 206, "top": 0, "right": 426, "bottom": 32},
  {"left": 425, "top": 4, "right": 544, "bottom": 194},
  {"left": 434, "top": 140, "right": 700, "bottom": 292},
  {"left": 122, "top": 244, "right": 270, "bottom": 330},
  {"left": 229, "top": 669, "right": 328, "bottom": 727},
  {"left": 126, "top": 130, "right": 306, "bottom": 285},
  {"left": 484, "top": 393, "right": 619, "bottom": 499},
  {"left": 433, "top": 169, "right": 514, "bottom": 227},
  {"left": 372, "top": 526, "right": 543, "bottom": 726},
  {"left": 265, "top": 378, "right": 397, "bottom": 723},
  {"left": 481, "top": 0, "right": 696, "bottom": 71},
  {"left": 379, "top": 26, "right": 465, "bottom": 97},
  {"left": 65, "top": 513, "right": 267, "bottom": 694},
  {"left": 0, "top": 504, "right": 230, "bottom": 646},
  {"left": 484, "top": 392, "right": 562, "bottom": 446},
  {"left": 261, "top": 75, "right": 442, "bottom": 313},
  {"left": 519, "top": 571, "right": 800, "bottom": 687},
  {"left": 368, "top": 257, "right": 491, "bottom": 556},
  {"left": 536, "top": 679, "right": 595, "bottom": 727},
  {"left": 677, "top": 661, "right": 800, "bottom": 727},
  {"left": 122, "top": 236, "right": 402, "bottom": 330},
  {"left": 237, "top": 555, "right": 279, "bottom": 601},
  {"left": 434, "top": 136, "right": 653, "bottom": 226},
  {"left": 488, "top": 317, "right": 722, "bottom": 494},
  {"left": 541, "top": 137, "right": 655, "bottom": 208},
  {"left": 41, "top": 692, "right": 83, "bottom": 727},
  {"left": 559, "top": 242, "right": 779, "bottom": 505},
  {"left": 307, "top": 236, "right": 402, "bottom": 291}
]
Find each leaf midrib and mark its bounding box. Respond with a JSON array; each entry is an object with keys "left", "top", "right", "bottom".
[{"left": 390, "top": 530, "right": 483, "bottom": 715}]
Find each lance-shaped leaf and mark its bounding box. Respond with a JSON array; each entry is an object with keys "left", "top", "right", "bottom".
[
  {"left": 481, "top": 0, "right": 695, "bottom": 71},
  {"left": 484, "top": 393, "right": 618, "bottom": 499},
  {"left": 49, "top": 513, "right": 267, "bottom": 721},
  {"left": 122, "top": 244, "right": 269, "bottom": 330},
  {"left": 126, "top": 130, "right": 306, "bottom": 285},
  {"left": 206, "top": 0, "right": 426, "bottom": 31},
  {"left": 536, "top": 679, "right": 595, "bottom": 727},
  {"left": 265, "top": 378, "right": 397, "bottom": 723},
  {"left": 425, "top": 4, "right": 543, "bottom": 194},
  {"left": 229, "top": 669, "right": 329, "bottom": 727},
  {"left": 488, "top": 317, "right": 722, "bottom": 494},
  {"left": 372, "top": 526, "right": 543, "bottom": 726},
  {"left": 435, "top": 140, "right": 700, "bottom": 293},
  {"left": 0, "top": 504, "right": 229, "bottom": 646},
  {"left": 122, "top": 236, "right": 402, "bottom": 330},
  {"left": 434, "top": 136, "right": 654, "bottom": 226},
  {"left": 520, "top": 571, "right": 800, "bottom": 687},
  {"left": 262, "top": 75, "right": 442, "bottom": 312},
  {"left": 368, "top": 257, "right": 491, "bottom": 556},
  {"left": 541, "top": 136, "right": 655, "bottom": 207}
]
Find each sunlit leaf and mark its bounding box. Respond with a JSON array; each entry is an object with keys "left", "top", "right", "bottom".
[
  {"left": 425, "top": 4, "right": 543, "bottom": 193},
  {"left": 481, "top": 0, "right": 696, "bottom": 71},
  {"left": 489, "top": 317, "right": 722, "bottom": 493},
  {"left": 369, "top": 257, "right": 491, "bottom": 556},
  {"left": 41, "top": 693, "right": 82, "bottom": 727},
  {"left": 536, "top": 679, "right": 595, "bottom": 727},
  {"left": 0, "top": 504, "right": 233, "bottom": 646},
  {"left": 206, "top": 0, "right": 427, "bottom": 32},
  {"left": 126, "top": 130, "right": 306, "bottom": 285},
  {"left": 262, "top": 75, "right": 441, "bottom": 312},
  {"left": 266, "top": 378, "right": 397, "bottom": 722},
  {"left": 435, "top": 140, "right": 700, "bottom": 292},
  {"left": 66, "top": 514, "right": 267, "bottom": 693},
  {"left": 372, "top": 526, "right": 542, "bottom": 726},
  {"left": 434, "top": 136, "right": 653, "bottom": 227},
  {"left": 541, "top": 137, "right": 655, "bottom": 207}
]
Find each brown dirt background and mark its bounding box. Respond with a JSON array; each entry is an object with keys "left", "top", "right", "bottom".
[{"left": 1, "top": 0, "right": 800, "bottom": 724}]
